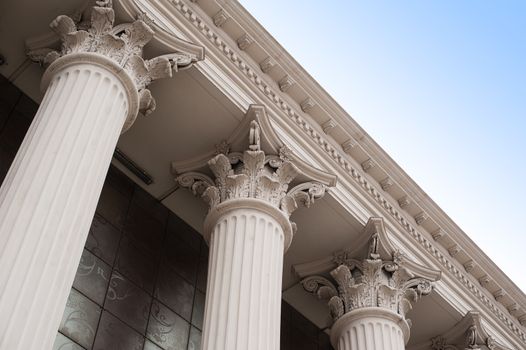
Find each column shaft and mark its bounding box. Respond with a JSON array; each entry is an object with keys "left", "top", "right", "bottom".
[
  {"left": 0, "top": 62, "right": 129, "bottom": 350},
  {"left": 201, "top": 207, "right": 285, "bottom": 350},
  {"left": 331, "top": 308, "right": 407, "bottom": 350}
]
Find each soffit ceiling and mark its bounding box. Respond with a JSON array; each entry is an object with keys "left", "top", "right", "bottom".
[{"left": 0, "top": 0, "right": 471, "bottom": 344}]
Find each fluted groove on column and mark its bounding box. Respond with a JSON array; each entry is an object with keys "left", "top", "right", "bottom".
[
  {"left": 201, "top": 209, "right": 284, "bottom": 350},
  {"left": 175, "top": 106, "right": 334, "bottom": 350},
  {"left": 0, "top": 64, "right": 128, "bottom": 350},
  {"left": 334, "top": 311, "right": 405, "bottom": 350},
  {"left": 0, "top": 1, "right": 202, "bottom": 347},
  {"left": 298, "top": 218, "right": 441, "bottom": 350},
  {"left": 33, "top": 70, "right": 128, "bottom": 347}
]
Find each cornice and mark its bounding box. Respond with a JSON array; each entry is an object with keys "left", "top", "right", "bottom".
[{"left": 144, "top": 0, "right": 526, "bottom": 342}]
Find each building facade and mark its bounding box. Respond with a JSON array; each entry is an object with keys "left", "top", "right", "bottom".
[{"left": 0, "top": 0, "right": 525, "bottom": 349}]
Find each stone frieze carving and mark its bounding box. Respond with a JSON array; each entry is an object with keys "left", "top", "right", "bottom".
[
  {"left": 301, "top": 218, "right": 440, "bottom": 323},
  {"left": 27, "top": 0, "right": 199, "bottom": 119}
]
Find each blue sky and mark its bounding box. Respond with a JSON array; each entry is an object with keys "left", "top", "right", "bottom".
[{"left": 239, "top": 0, "right": 526, "bottom": 292}]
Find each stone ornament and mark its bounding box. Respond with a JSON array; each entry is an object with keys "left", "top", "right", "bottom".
[
  {"left": 178, "top": 120, "right": 325, "bottom": 217},
  {"left": 299, "top": 217, "right": 441, "bottom": 323},
  {"left": 174, "top": 105, "right": 337, "bottom": 249},
  {"left": 27, "top": 0, "right": 200, "bottom": 130},
  {"left": 428, "top": 311, "right": 511, "bottom": 350}
]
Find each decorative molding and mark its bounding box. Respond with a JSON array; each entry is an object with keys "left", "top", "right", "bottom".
[
  {"left": 214, "top": 140, "right": 230, "bottom": 155},
  {"left": 518, "top": 315, "right": 526, "bottom": 326},
  {"left": 300, "top": 97, "right": 316, "bottom": 113},
  {"left": 448, "top": 244, "right": 461, "bottom": 257},
  {"left": 213, "top": 9, "right": 229, "bottom": 27},
  {"left": 259, "top": 56, "right": 276, "bottom": 73},
  {"left": 428, "top": 311, "right": 511, "bottom": 350},
  {"left": 341, "top": 138, "right": 357, "bottom": 153},
  {"left": 176, "top": 105, "right": 335, "bottom": 231},
  {"left": 27, "top": 0, "right": 201, "bottom": 131},
  {"left": 398, "top": 195, "right": 411, "bottom": 209},
  {"left": 464, "top": 260, "right": 475, "bottom": 273},
  {"left": 301, "top": 218, "right": 440, "bottom": 323},
  {"left": 479, "top": 275, "right": 491, "bottom": 287},
  {"left": 321, "top": 119, "right": 336, "bottom": 135},
  {"left": 379, "top": 177, "right": 394, "bottom": 192},
  {"left": 414, "top": 211, "right": 428, "bottom": 225},
  {"left": 237, "top": 33, "right": 254, "bottom": 50},
  {"left": 431, "top": 228, "right": 445, "bottom": 241},
  {"left": 508, "top": 303, "right": 520, "bottom": 315},
  {"left": 361, "top": 158, "right": 375, "bottom": 172},
  {"left": 171, "top": 105, "right": 337, "bottom": 187},
  {"left": 494, "top": 289, "right": 506, "bottom": 302},
  {"left": 177, "top": 122, "right": 326, "bottom": 217},
  {"left": 168, "top": 1, "right": 526, "bottom": 341},
  {"left": 278, "top": 75, "right": 295, "bottom": 92}
]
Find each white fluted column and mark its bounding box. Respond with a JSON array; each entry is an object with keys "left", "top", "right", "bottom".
[
  {"left": 176, "top": 117, "right": 332, "bottom": 350},
  {"left": 331, "top": 308, "right": 409, "bottom": 350},
  {"left": 0, "top": 55, "right": 134, "bottom": 350},
  {"left": 300, "top": 218, "right": 441, "bottom": 350},
  {"left": 201, "top": 200, "right": 290, "bottom": 350},
  {"left": 0, "top": 2, "right": 200, "bottom": 348}
]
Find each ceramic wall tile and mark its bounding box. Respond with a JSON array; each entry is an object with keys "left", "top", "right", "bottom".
[
  {"left": 72, "top": 249, "right": 111, "bottom": 306},
  {"left": 59, "top": 289, "right": 101, "bottom": 349}
]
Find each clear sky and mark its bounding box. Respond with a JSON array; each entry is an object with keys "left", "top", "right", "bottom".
[{"left": 239, "top": 0, "right": 526, "bottom": 292}]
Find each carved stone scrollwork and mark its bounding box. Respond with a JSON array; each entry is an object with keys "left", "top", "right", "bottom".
[
  {"left": 301, "top": 218, "right": 440, "bottom": 324},
  {"left": 177, "top": 119, "right": 328, "bottom": 219},
  {"left": 430, "top": 336, "right": 459, "bottom": 350},
  {"left": 427, "top": 311, "right": 511, "bottom": 350},
  {"left": 27, "top": 1, "right": 199, "bottom": 121}
]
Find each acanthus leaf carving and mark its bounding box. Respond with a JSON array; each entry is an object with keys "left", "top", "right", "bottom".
[
  {"left": 177, "top": 118, "right": 328, "bottom": 218},
  {"left": 427, "top": 311, "right": 511, "bottom": 350},
  {"left": 176, "top": 172, "right": 214, "bottom": 197},
  {"left": 28, "top": 1, "right": 199, "bottom": 120},
  {"left": 301, "top": 219, "right": 439, "bottom": 323}
]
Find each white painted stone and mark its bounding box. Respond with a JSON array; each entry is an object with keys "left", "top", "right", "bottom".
[
  {"left": 176, "top": 114, "right": 332, "bottom": 350},
  {"left": 0, "top": 2, "right": 200, "bottom": 348},
  {"left": 0, "top": 56, "right": 132, "bottom": 350},
  {"left": 201, "top": 201, "right": 288, "bottom": 350},
  {"left": 331, "top": 308, "right": 408, "bottom": 350},
  {"left": 300, "top": 218, "right": 441, "bottom": 350}
]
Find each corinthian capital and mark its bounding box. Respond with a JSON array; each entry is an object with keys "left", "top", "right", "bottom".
[
  {"left": 175, "top": 105, "right": 337, "bottom": 248},
  {"left": 299, "top": 217, "right": 441, "bottom": 323},
  {"left": 178, "top": 120, "right": 327, "bottom": 217},
  {"left": 427, "top": 311, "right": 511, "bottom": 350},
  {"left": 27, "top": 0, "right": 203, "bottom": 130}
]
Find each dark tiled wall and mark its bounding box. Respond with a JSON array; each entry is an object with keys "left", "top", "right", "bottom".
[
  {"left": 0, "top": 75, "right": 38, "bottom": 180},
  {"left": 281, "top": 301, "right": 333, "bottom": 350},
  {"left": 54, "top": 167, "right": 208, "bottom": 350},
  {"left": 0, "top": 74, "right": 334, "bottom": 350}
]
